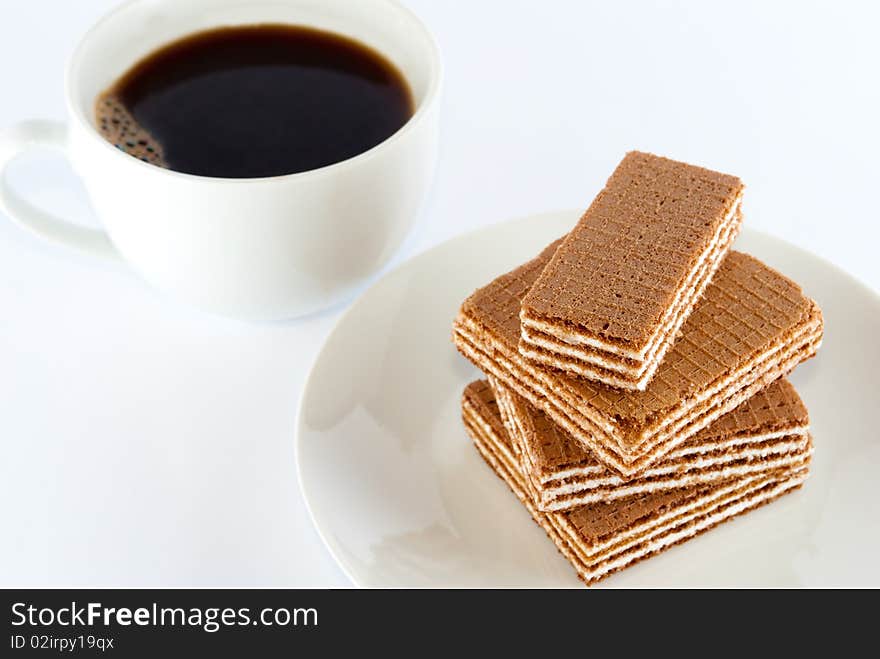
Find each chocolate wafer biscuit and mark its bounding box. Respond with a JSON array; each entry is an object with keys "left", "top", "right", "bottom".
[
  {"left": 520, "top": 152, "right": 744, "bottom": 390},
  {"left": 453, "top": 243, "right": 823, "bottom": 477},
  {"left": 485, "top": 377, "right": 810, "bottom": 512},
  {"left": 461, "top": 381, "right": 811, "bottom": 585}
]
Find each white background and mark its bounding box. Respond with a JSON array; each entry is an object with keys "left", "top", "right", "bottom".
[{"left": 0, "top": 0, "right": 877, "bottom": 586}]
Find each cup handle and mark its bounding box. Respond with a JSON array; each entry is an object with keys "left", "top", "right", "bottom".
[{"left": 0, "top": 119, "right": 121, "bottom": 261}]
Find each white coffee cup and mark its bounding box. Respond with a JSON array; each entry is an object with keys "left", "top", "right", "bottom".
[{"left": 0, "top": 0, "right": 441, "bottom": 320}]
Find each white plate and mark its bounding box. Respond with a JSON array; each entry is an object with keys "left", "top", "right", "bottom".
[{"left": 296, "top": 211, "right": 880, "bottom": 587}]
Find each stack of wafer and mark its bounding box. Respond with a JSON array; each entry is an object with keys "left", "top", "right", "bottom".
[{"left": 452, "top": 152, "right": 823, "bottom": 585}]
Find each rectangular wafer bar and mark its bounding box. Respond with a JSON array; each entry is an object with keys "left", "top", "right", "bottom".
[
  {"left": 486, "top": 377, "right": 810, "bottom": 512},
  {"left": 520, "top": 152, "right": 744, "bottom": 390},
  {"left": 453, "top": 242, "right": 823, "bottom": 477},
  {"left": 461, "top": 381, "right": 811, "bottom": 586}
]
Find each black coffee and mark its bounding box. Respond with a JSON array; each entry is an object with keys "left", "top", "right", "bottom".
[{"left": 96, "top": 24, "right": 414, "bottom": 178}]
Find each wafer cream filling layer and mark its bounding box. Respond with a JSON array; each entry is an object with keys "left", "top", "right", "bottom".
[
  {"left": 542, "top": 449, "right": 811, "bottom": 510},
  {"left": 544, "top": 429, "right": 809, "bottom": 481}
]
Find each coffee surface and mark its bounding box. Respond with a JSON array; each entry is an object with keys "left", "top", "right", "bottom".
[{"left": 96, "top": 24, "right": 414, "bottom": 178}]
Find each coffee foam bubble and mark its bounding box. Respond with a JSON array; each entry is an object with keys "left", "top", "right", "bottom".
[{"left": 95, "top": 94, "right": 167, "bottom": 168}]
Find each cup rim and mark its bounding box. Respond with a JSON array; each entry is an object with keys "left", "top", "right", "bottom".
[{"left": 63, "top": 0, "right": 442, "bottom": 184}]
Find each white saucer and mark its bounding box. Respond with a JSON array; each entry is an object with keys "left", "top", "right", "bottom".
[{"left": 296, "top": 211, "right": 880, "bottom": 587}]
